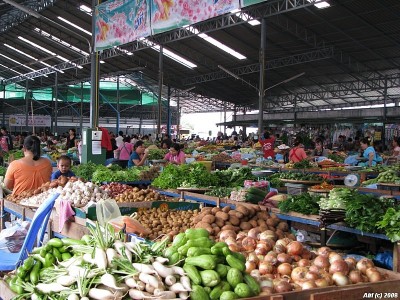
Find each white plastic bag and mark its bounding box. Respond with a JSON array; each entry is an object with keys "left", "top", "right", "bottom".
[{"left": 96, "top": 198, "right": 121, "bottom": 226}]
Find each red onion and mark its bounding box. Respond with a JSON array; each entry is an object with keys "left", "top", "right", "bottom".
[
  {"left": 328, "top": 252, "right": 343, "bottom": 264},
  {"left": 313, "top": 255, "right": 330, "bottom": 270},
  {"left": 277, "top": 253, "right": 292, "bottom": 264},
  {"left": 348, "top": 270, "right": 363, "bottom": 284},
  {"left": 297, "top": 259, "right": 311, "bottom": 267},
  {"left": 245, "top": 261, "right": 257, "bottom": 273},
  {"left": 277, "top": 263, "right": 292, "bottom": 276},
  {"left": 241, "top": 236, "right": 257, "bottom": 252},
  {"left": 247, "top": 227, "right": 261, "bottom": 240},
  {"left": 356, "top": 258, "right": 375, "bottom": 274},
  {"left": 329, "top": 259, "right": 349, "bottom": 275},
  {"left": 259, "top": 262, "right": 276, "bottom": 275},
  {"left": 274, "top": 280, "right": 292, "bottom": 293},
  {"left": 291, "top": 267, "right": 308, "bottom": 282},
  {"left": 286, "top": 241, "right": 304, "bottom": 256},
  {"left": 317, "top": 246, "right": 331, "bottom": 257}
]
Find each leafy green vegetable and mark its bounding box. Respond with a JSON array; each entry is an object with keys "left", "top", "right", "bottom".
[
  {"left": 327, "top": 154, "right": 344, "bottom": 163},
  {"left": 318, "top": 187, "right": 354, "bottom": 210},
  {"left": 0, "top": 166, "right": 6, "bottom": 177},
  {"left": 293, "top": 160, "right": 313, "bottom": 169},
  {"left": 278, "top": 193, "right": 320, "bottom": 215},
  {"left": 147, "top": 149, "right": 168, "bottom": 160},
  {"left": 72, "top": 162, "right": 98, "bottom": 180},
  {"left": 377, "top": 206, "right": 400, "bottom": 242}
]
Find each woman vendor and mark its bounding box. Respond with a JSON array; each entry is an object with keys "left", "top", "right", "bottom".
[
  {"left": 164, "top": 143, "right": 185, "bottom": 165},
  {"left": 310, "top": 138, "right": 330, "bottom": 160},
  {"left": 4, "top": 135, "right": 52, "bottom": 195},
  {"left": 289, "top": 139, "right": 308, "bottom": 162},
  {"left": 128, "top": 140, "right": 149, "bottom": 167},
  {"left": 358, "top": 137, "right": 378, "bottom": 167}
]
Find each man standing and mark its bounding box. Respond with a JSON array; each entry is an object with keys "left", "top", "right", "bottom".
[{"left": 115, "top": 130, "right": 124, "bottom": 148}]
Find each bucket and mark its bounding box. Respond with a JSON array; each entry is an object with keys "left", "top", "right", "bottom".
[{"left": 197, "top": 160, "right": 212, "bottom": 172}]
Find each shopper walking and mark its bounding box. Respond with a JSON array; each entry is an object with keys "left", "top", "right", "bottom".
[{"left": 4, "top": 135, "right": 52, "bottom": 195}]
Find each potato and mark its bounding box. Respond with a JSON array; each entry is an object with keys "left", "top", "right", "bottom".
[
  {"left": 249, "top": 219, "right": 258, "bottom": 228},
  {"left": 202, "top": 207, "right": 213, "bottom": 214},
  {"left": 239, "top": 222, "right": 252, "bottom": 231},
  {"left": 211, "top": 207, "right": 221, "bottom": 215},
  {"left": 236, "top": 205, "right": 249, "bottom": 216},
  {"left": 215, "top": 217, "right": 225, "bottom": 228},
  {"left": 221, "top": 224, "right": 236, "bottom": 231},
  {"left": 202, "top": 215, "right": 216, "bottom": 224},
  {"left": 229, "top": 215, "right": 240, "bottom": 226},
  {"left": 215, "top": 211, "right": 229, "bottom": 221},
  {"left": 222, "top": 206, "right": 231, "bottom": 213}
]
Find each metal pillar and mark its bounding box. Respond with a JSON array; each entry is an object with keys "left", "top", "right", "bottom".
[
  {"left": 116, "top": 76, "right": 120, "bottom": 134},
  {"left": 177, "top": 93, "right": 180, "bottom": 139},
  {"left": 157, "top": 45, "right": 164, "bottom": 136},
  {"left": 25, "top": 79, "right": 29, "bottom": 133},
  {"left": 54, "top": 72, "right": 58, "bottom": 135},
  {"left": 80, "top": 82, "right": 84, "bottom": 136},
  {"left": 167, "top": 86, "right": 171, "bottom": 137},
  {"left": 383, "top": 77, "right": 387, "bottom": 149},
  {"left": 258, "top": 18, "right": 266, "bottom": 135},
  {"left": 90, "top": 0, "right": 99, "bottom": 128},
  {"left": 223, "top": 102, "right": 226, "bottom": 135}
]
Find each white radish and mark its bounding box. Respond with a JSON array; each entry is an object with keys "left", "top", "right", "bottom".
[
  {"left": 88, "top": 288, "right": 116, "bottom": 300},
  {"left": 82, "top": 253, "right": 95, "bottom": 264},
  {"left": 56, "top": 275, "right": 76, "bottom": 287},
  {"left": 125, "top": 277, "right": 139, "bottom": 289},
  {"left": 106, "top": 248, "right": 119, "bottom": 267},
  {"left": 145, "top": 283, "right": 155, "bottom": 294},
  {"left": 58, "top": 256, "right": 83, "bottom": 268},
  {"left": 179, "top": 291, "right": 190, "bottom": 299},
  {"left": 132, "top": 263, "right": 156, "bottom": 274},
  {"left": 67, "top": 294, "right": 79, "bottom": 300},
  {"left": 164, "top": 275, "right": 177, "bottom": 286},
  {"left": 128, "top": 289, "right": 153, "bottom": 299},
  {"left": 180, "top": 276, "right": 192, "bottom": 291},
  {"left": 31, "top": 294, "right": 40, "bottom": 300},
  {"left": 139, "top": 272, "right": 159, "bottom": 288},
  {"left": 94, "top": 247, "right": 108, "bottom": 270},
  {"left": 169, "top": 282, "right": 189, "bottom": 293},
  {"left": 171, "top": 266, "right": 186, "bottom": 276},
  {"left": 114, "top": 240, "right": 132, "bottom": 262},
  {"left": 36, "top": 283, "right": 70, "bottom": 294},
  {"left": 155, "top": 257, "right": 169, "bottom": 264},
  {"left": 68, "top": 265, "right": 99, "bottom": 279},
  {"left": 100, "top": 273, "right": 125, "bottom": 290},
  {"left": 80, "top": 297, "right": 89, "bottom": 300},
  {"left": 155, "top": 290, "right": 177, "bottom": 299},
  {"left": 152, "top": 261, "right": 174, "bottom": 278}
]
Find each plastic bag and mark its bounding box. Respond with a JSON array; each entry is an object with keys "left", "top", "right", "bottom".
[
  {"left": 108, "top": 216, "right": 150, "bottom": 236},
  {"left": 0, "top": 220, "right": 30, "bottom": 253},
  {"left": 96, "top": 198, "right": 121, "bottom": 226}
]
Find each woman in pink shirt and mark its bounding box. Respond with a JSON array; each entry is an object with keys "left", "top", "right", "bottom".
[
  {"left": 117, "top": 136, "right": 134, "bottom": 168},
  {"left": 289, "top": 139, "right": 308, "bottom": 163},
  {"left": 164, "top": 143, "right": 185, "bottom": 165}
]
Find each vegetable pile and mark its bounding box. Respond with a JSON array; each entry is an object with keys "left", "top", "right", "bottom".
[
  {"left": 163, "top": 228, "right": 261, "bottom": 299},
  {"left": 278, "top": 193, "right": 320, "bottom": 215},
  {"left": 361, "top": 169, "right": 400, "bottom": 185},
  {"left": 275, "top": 171, "right": 324, "bottom": 182},
  {"left": 112, "top": 187, "right": 169, "bottom": 203},
  {"left": 377, "top": 205, "right": 400, "bottom": 242}
]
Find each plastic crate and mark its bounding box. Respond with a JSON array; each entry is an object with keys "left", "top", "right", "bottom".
[{"left": 285, "top": 183, "right": 308, "bottom": 195}]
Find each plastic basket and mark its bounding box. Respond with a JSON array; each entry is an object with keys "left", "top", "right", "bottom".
[{"left": 285, "top": 183, "right": 308, "bottom": 195}]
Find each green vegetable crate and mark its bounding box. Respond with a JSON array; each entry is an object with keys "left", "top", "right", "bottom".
[
  {"left": 285, "top": 183, "right": 308, "bottom": 195},
  {"left": 73, "top": 201, "right": 200, "bottom": 222}
]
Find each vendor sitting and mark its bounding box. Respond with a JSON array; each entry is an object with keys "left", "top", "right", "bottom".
[
  {"left": 51, "top": 155, "right": 75, "bottom": 181},
  {"left": 310, "top": 138, "right": 330, "bottom": 161},
  {"left": 358, "top": 138, "right": 379, "bottom": 167}
]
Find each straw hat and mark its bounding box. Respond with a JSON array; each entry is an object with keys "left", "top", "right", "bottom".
[{"left": 278, "top": 144, "right": 290, "bottom": 150}]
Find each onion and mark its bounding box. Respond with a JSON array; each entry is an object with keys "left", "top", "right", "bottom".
[
  {"left": 241, "top": 237, "right": 257, "bottom": 252},
  {"left": 286, "top": 241, "right": 304, "bottom": 256},
  {"left": 247, "top": 252, "right": 259, "bottom": 264},
  {"left": 219, "top": 230, "right": 236, "bottom": 242},
  {"left": 273, "top": 244, "right": 287, "bottom": 254},
  {"left": 329, "top": 259, "right": 349, "bottom": 275},
  {"left": 297, "top": 258, "right": 310, "bottom": 267},
  {"left": 332, "top": 272, "right": 349, "bottom": 286},
  {"left": 277, "top": 263, "right": 292, "bottom": 276},
  {"left": 308, "top": 265, "right": 320, "bottom": 274},
  {"left": 291, "top": 267, "right": 308, "bottom": 282},
  {"left": 365, "top": 267, "right": 379, "bottom": 278},
  {"left": 367, "top": 270, "right": 382, "bottom": 283},
  {"left": 259, "top": 230, "right": 277, "bottom": 242},
  {"left": 301, "top": 248, "right": 313, "bottom": 260},
  {"left": 245, "top": 261, "right": 257, "bottom": 274},
  {"left": 250, "top": 270, "right": 261, "bottom": 281},
  {"left": 300, "top": 280, "right": 317, "bottom": 290},
  {"left": 315, "top": 278, "right": 330, "bottom": 287},
  {"left": 259, "top": 262, "right": 275, "bottom": 275},
  {"left": 264, "top": 252, "right": 278, "bottom": 265},
  {"left": 348, "top": 270, "right": 363, "bottom": 284},
  {"left": 328, "top": 252, "right": 343, "bottom": 264},
  {"left": 257, "top": 241, "right": 273, "bottom": 253},
  {"left": 255, "top": 244, "right": 269, "bottom": 256},
  {"left": 356, "top": 258, "right": 375, "bottom": 274},
  {"left": 247, "top": 227, "right": 261, "bottom": 240},
  {"left": 313, "top": 255, "right": 330, "bottom": 270},
  {"left": 260, "top": 288, "right": 274, "bottom": 296},
  {"left": 305, "top": 271, "right": 319, "bottom": 281},
  {"left": 274, "top": 280, "right": 292, "bottom": 293},
  {"left": 224, "top": 236, "right": 236, "bottom": 246},
  {"left": 317, "top": 246, "right": 331, "bottom": 257},
  {"left": 345, "top": 257, "right": 357, "bottom": 270},
  {"left": 277, "top": 253, "right": 292, "bottom": 264},
  {"left": 236, "top": 231, "right": 247, "bottom": 241},
  {"left": 228, "top": 243, "right": 241, "bottom": 252},
  {"left": 292, "top": 255, "right": 302, "bottom": 262},
  {"left": 275, "top": 238, "right": 291, "bottom": 248},
  {"left": 260, "top": 279, "right": 273, "bottom": 289}
]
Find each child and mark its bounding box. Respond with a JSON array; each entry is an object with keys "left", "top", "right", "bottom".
[{"left": 51, "top": 155, "right": 75, "bottom": 181}]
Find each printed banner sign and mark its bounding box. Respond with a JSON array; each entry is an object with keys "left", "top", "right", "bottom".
[
  {"left": 240, "top": 0, "right": 265, "bottom": 7},
  {"left": 9, "top": 115, "right": 52, "bottom": 127},
  {"left": 151, "top": 0, "right": 240, "bottom": 35},
  {"left": 95, "top": 0, "right": 151, "bottom": 51}
]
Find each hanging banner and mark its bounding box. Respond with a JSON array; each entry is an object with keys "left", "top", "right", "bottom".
[
  {"left": 240, "top": 0, "right": 265, "bottom": 7},
  {"left": 9, "top": 115, "right": 51, "bottom": 127},
  {"left": 94, "top": 0, "right": 151, "bottom": 51},
  {"left": 150, "top": 0, "right": 240, "bottom": 35}
]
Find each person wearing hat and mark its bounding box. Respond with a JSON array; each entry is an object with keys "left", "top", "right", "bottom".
[
  {"left": 289, "top": 139, "right": 308, "bottom": 163},
  {"left": 275, "top": 144, "right": 290, "bottom": 163}
]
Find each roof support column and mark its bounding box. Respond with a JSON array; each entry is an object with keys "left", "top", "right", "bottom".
[
  {"left": 167, "top": 85, "right": 171, "bottom": 137},
  {"left": 54, "top": 72, "right": 58, "bottom": 134},
  {"left": 383, "top": 77, "right": 388, "bottom": 149},
  {"left": 177, "top": 93, "right": 180, "bottom": 139},
  {"left": 80, "top": 82, "right": 84, "bottom": 136},
  {"left": 116, "top": 76, "right": 120, "bottom": 134},
  {"left": 90, "top": 0, "right": 100, "bottom": 128},
  {"left": 258, "top": 18, "right": 266, "bottom": 135},
  {"left": 224, "top": 102, "right": 227, "bottom": 135},
  {"left": 157, "top": 45, "right": 164, "bottom": 136},
  {"left": 25, "top": 79, "right": 29, "bottom": 133}
]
